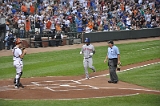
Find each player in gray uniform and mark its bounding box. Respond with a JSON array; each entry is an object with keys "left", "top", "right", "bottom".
[{"left": 80, "top": 38, "right": 96, "bottom": 79}]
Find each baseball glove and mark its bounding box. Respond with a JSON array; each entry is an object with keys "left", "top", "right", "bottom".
[{"left": 117, "top": 63, "right": 122, "bottom": 71}]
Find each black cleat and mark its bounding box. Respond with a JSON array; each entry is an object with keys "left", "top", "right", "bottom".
[
  {"left": 113, "top": 81, "right": 118, "bottom": 84},
  {"left": 19, "top": 83, "right": 24, "bottom": 88},
  {"left": 13, "top": 78, "right": 16, "bottom": 84},
  {"left": 108, "top": 80, "right": 114, "bottom": 83}
]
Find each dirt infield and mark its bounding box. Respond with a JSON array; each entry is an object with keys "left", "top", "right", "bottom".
[
  {"left": 0, "top": 59, "right": 160, "bottom": 100},
  {"left": 0, "top": 37, "right": 160, "bottom": 100}
]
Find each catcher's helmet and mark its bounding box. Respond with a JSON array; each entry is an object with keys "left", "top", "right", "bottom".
[
  {"left": 15, "top": 38, "right": 22, "bottom": 45},
  {"left": 85, "top": 38, "right": 90, "bottom": 43}
]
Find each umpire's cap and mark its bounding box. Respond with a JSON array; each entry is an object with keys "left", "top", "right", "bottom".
[
  {"left": 108, "top": 40, "right": 114, "bottom": 44},
  {"left": 85, "top": 38, "right": 90, "bottom": 43}
]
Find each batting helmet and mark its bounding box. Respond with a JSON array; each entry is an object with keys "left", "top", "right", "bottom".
[
  {"left": 85, "top": 38, "right": 90, "bottom": 43},
  {"left": 15, "top": 38, "right": 22, "bottom": 45}
]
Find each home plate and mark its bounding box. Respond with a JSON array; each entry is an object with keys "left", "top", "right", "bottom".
[{"left": 60, "top": 84, "right": 70, "bottom": 87}]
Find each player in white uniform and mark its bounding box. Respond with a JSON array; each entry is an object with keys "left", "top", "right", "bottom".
[
  {"left": 13, "top": 38, "right": 27, "bottom": 88},
  {"left": 80, "top": 38, "right": 96, "bottom": 79}
]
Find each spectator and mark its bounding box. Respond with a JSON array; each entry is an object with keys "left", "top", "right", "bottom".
[
  {"left": 117, "top": 19, "right": 125, "bottom": 30},
  {"left": 46, "top": 18, "right": 52, "bottom": 29},
  {"left": 25, "top": 18, "right": 31, "bottom": 37},
  {"left": 64, "top": 17, "right": 71, "bottom": 32},
  {"left": 30, "top": 3, "right": 35, "bottom": 15},
  {"left": 4, "top": 35, "right": 9, "bottom": 50},
  {"left": 35, "top": 18, "right": 41, "bottom": 33},
  {"left": 146, "top": 21, "right": 151, "bottom": 28},
  {"left": 76, "top": 18, "right": 83, "bottom": 33},
  {"left": 51, "top": 18, "right": 56, "bottom": 36},
  {"left": 12, "top": 20, "right": 18, "bottom": 34},
  {"left": 55, "top": 31, "right": 63, "bottom": 46},
  {"left": 56, "top": 22, "right": 62, "bottom": 31},
  {"left": 18, "top": 21, "right": 25, "bottom": 38},
  {"left": 145, "top": 11, "right": 151, "bottom": 22},
  {"left": 87, "top": 19, "right": 94, "bottom": 30},
  {"left": 0, "top": 0, "right": 159, "bottom": 37},
  {"left": 103, "top": 20, "right": 109, "bottom": 31},
  {"left": 7, "top": 31, "right": 15, "bottom": 50},
  {"left": 98, "top": 24, "right": 103, "bottom": 32},
  {"left": 126, "top": 15, "right": 132, "bottom": 29},
  {"left": 151, "top": 19, "right": 158, "bottom": 28},
  {"left": 21, "top": 3, "right": 28, "bottom": 16},
  {"left": 34, "top": 31, "right": 42, "bottom": 48},
  {"left": 25, "top": 0, "right": 32, "bottom": 14}
]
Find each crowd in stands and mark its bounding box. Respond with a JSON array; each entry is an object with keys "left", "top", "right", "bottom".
[
  {"left": 1, "top": 0, "right": 160, "bottom": 36},
  {"left": 1, "top": 0, "right": 160, "bottom": 49}
]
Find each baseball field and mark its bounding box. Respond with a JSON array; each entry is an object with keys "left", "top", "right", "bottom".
[{"left": 0, "top": 38, "right": 160, "bottom": 106}]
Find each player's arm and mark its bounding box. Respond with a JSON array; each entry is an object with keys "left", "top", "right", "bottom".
[
  {"left": 116, "top": 47, "right": 120, "bottom": 64},
  {"left": 93, "top": 46, "right": 95, "bottom": 54},
  {"left": 19, "top": 49, "right": 27, "bottom": 59},
  {"left": 104, "top": 55, "right": 108, "bottom": 63},
  {"left": 80, "top": 47, "right": 83, "bottom": 54},
  {"left": 104, "top": 49, "right": 108, "bottom": 63},
  {"left": 89, "top": 46, "right": 95, "bottom": 56}
]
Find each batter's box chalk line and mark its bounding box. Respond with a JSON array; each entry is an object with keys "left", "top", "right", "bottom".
[{"left": 30, "top": 80, "right": 98, "bottom": 92}]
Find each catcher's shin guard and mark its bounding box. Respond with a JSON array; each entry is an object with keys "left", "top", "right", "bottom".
[
  {"left": 14, "top": 78, "right": 16, "bottom": 84},
  {"left": 15, "top": 72, "right": 23, "bottom": 88}
]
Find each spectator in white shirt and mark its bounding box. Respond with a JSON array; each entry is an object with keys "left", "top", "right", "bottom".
[
  {"left": 126, "top": 15, "right": 132, "bottom": 29},
  {"left": 145, "top": 11, "right": 151, "bottom": 22}
]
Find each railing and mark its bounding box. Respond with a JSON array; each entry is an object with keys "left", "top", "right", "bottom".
[{"left": 29, "top": 32, "right": 83, "bottom": 48}]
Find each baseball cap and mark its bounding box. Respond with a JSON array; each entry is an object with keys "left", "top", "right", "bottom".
[{"left": 108, "top": 40, "right": 114, "bottom": 44}]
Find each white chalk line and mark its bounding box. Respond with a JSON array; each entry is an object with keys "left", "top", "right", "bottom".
[
  {"left": 78, "top": 62, "right": 160, "bottom": 82},
  {"left": 45, "top": 93, "right": 141, "bottom": 100},
  {"left": 98, "top": 87, "right": 160, "bottom": 93},
  {"left": 1, "top": 93, "right": 140, "bottom": 100},
  {"left": 131, "top": 46, "right": 159, "bottom": 52}
]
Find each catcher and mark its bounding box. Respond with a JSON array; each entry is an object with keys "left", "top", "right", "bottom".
[{"left": 13, "top": 38, "right": 27, "bottom": 88}]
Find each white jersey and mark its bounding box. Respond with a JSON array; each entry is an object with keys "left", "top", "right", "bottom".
[
  {"left": 81, "top": 44, "right": 95, "bottom": 58},
  {"left": 12, "top": 47, "right": 22, "bottom": 61}
]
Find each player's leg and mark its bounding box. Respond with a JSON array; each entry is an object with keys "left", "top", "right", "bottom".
[
  {"left": 108, "top": 60, "right": 118, "bottom": 83},
  {"left": 83, "top": 59, "right": 89, "bottom": 79},
  {"left": 18, "top": 71, "right": 24, "bottom": 88},
  {"left": 88, "top": 58, "right": 96, "bottom": 72},
  {"left": 14, "top": 64, "right": 23, "bottom": 88}
]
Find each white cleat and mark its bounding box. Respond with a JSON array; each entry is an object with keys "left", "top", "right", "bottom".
[
  {"left": 15, "top": 85, "right": 18, "bottom": 89},
  {"left": 85, "top": 77, "right": 89, "bottom": 80}
]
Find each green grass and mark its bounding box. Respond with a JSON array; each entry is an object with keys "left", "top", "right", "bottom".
[
  {"left": 0, "top": 40, "right": 159, "bottom": 79},
  {"left": 0, "top": 40, "right": 160, "bottom": 106},
  {"left": 118, "top": 63, "right": 160, "bottom": 90},
  {"left": 0, "top": 94, "right": 160, "bottom": 106}
]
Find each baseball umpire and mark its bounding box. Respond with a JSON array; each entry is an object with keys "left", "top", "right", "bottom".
[
  {"left": 80, "top": 38, "right": 96, "bottom": 79},
  {"left": 104, "top": 40, "right": 121, "bottom": 84},
  {"left": 13, "top": 38, "right": 27, "bottom": 88}
]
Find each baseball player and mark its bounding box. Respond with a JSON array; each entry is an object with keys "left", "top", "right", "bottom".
[
  {"left": 13, "top": 38, "right": 27, "bottom": 88},
  {"left": 80, "top": 38, "right": 96, "bottom": 79}
]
